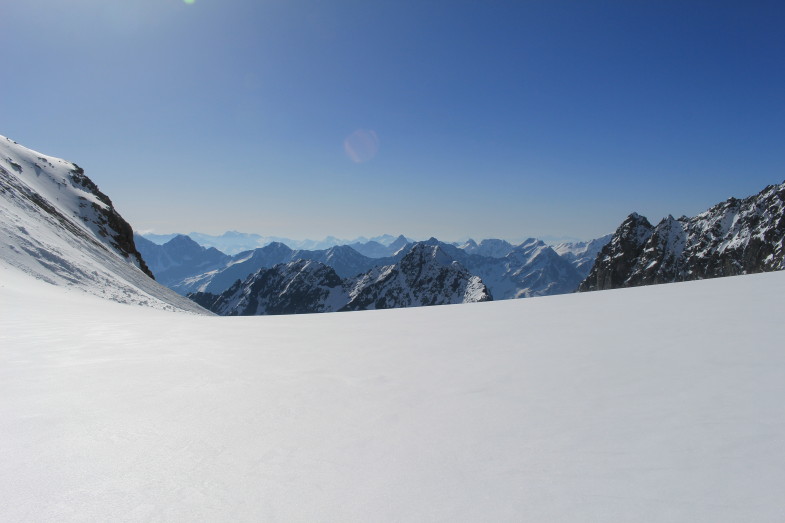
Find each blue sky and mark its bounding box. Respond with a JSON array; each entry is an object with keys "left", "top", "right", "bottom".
[{"left": 3, "top": 1, "right": 784, "bottom": 242}]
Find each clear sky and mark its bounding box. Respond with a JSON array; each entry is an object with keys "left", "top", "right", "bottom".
[{"left": 3, "top": 0, "right": 784, "bottom": 242}]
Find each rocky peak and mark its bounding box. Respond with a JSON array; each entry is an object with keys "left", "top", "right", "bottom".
[
  {"left": 165, "top": 234, "right": 205, "bottom": 255},
  {"left": 579, "top": 181, "right": 785, "bottom": 292}
]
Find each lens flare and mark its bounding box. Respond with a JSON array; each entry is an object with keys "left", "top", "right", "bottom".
[
  {"left": 343, "top": 129, "right": 379, "bottom": 163},
  {"left": 183, "top": 0, "right": 195, "bottom": 4}
]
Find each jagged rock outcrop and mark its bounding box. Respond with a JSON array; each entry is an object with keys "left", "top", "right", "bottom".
[{"left": 579, "top": 181, "right": 785, "bottom": 291}]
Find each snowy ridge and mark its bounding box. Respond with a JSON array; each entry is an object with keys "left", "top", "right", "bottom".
[
  {"left": 0, "top": 135, "right": 210, "bottom": 313},
  {"left": 191, "top": 243, "right": 491, "bottom": 315},
  {"left": 580, "top": 181, "right": 785, "bottom": 291}
]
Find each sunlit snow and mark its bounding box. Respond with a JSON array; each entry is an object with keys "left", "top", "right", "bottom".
[{"left": 2, "top": 264, "right": 784, "bottom": 521}]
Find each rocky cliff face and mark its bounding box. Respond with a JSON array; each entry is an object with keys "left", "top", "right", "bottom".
[
  {"left": 190, "top": 244, "right": 491, "bottom": 316},
  {"left": 579, "top": 182, "right": 785, "bottom": 291}
]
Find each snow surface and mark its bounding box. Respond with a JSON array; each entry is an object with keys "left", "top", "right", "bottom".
[{"left": 2, "top": 265, "right": 785, "bottom": 522}]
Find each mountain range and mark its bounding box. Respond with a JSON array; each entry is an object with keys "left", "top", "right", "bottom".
[
  {"left": 141, "top": 230, "right": 414, "bottom": 255},
  {"left": 190, "top": 244, "right": 492, "bottom": 315},
  {"left": 136, "top": 232, "right": 606, "bottom": 305}
]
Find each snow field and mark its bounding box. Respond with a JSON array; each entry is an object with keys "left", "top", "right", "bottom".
[{"left": 1, "top": 266, "right": 785, "bottom": 521}]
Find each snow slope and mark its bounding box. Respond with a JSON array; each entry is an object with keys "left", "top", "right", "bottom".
[
  {"left": 2, "top": 264, "right": 784, "bottom": 522},
  {"left": 0, "top": 135, "right": 208, "bottom": 314}
]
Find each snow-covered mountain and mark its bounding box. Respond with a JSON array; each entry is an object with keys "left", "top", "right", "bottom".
[
  {"left": 552, "top": 234, "right": 613, "bottom": 276},
  {"left": 134, "top": 234, "right": 230, "bottom": 287},
  {"left": 457, "top": 238, "right": 516, "bottom": 258},
  {"left": 342, "top": 243, "right": 491, "bottom": 310},
  {"left": 191, "top": 244, "right": 491, "bottom": 315},
  {"left": 0, "top": 135, "right": 209, "bottom": 314},
  {"left": 579, "top": 181, "right": 785, "bottom": 291},
  {"left": 416, "top": 237, "right": 584, "bottom": 299}
]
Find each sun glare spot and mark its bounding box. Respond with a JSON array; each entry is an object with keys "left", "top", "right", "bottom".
[
  {"left": 183, "top": 0, "right": 195, "bottom": 4},
  {"left": 344, "top": 129, "right": 380, "bottom": 163}
]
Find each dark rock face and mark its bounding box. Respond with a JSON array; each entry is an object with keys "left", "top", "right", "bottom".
[
  {"left": 62, "top": 164, "right": 154, "bottom": 279},
  {"left": 579, "top": 182, "right": 785, "bottom": 291},
  {"left": 67, "top": 164, "right": 154, "bottom": 278},
  {"left": 578, "top": 213, "right": 654, "bottom": 291}
]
